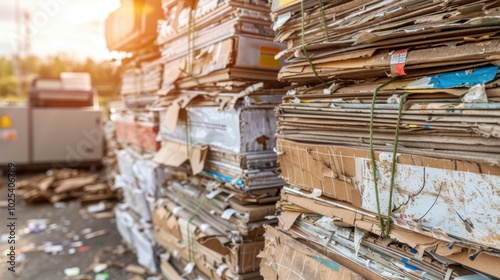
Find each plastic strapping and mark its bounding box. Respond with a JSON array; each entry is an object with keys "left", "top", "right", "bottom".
[
  {"left": 318, "top": 0, "right": 330, "bottom": 42},
  {"left": 186, "top": 196, "right": 208, "bottom": 262},
  {"left": 301, "top": 0, "right": 328, "bottom": 87},
  {"left": 385, "top": 92, "right": 409, "bottom": 236},
  {"left": 369, "top": 78, "right": 397, "bottom": 236}
]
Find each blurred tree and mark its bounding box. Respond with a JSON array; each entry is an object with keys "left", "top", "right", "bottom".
[{"left": 0, "top": 53, "right": 121, "bottom": 100}]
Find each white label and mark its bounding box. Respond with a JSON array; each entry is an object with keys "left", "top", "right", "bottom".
[{"left": 390, "top": 52, "right": 407, "bottom": 65}]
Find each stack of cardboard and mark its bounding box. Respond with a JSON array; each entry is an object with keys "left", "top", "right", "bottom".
[
  {"left": 112, "top": 108, "right": 161, "bottom": 153},
  {"left": 106, "top": 1, "right": 166, "bottom": 273},
  {"left": 107, "top": 0, "right": 288, "bottom": 277},
  {"left": 263, "top": 0, "right": 500, "bottom": 279},
  {"left": 151, "top": 98, "right": 284, "bottom": 278},
  {"left": 143, "top": 0, "right": 290, "bottom": 277},
  {"left": 157, "top": 0, "right": 285, "bottom": 95}
]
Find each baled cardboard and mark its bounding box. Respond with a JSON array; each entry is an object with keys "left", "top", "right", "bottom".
[
  {"left": 276, "top": 139, "right": 500, "bottom": 249},
  {"left": 259, "top": 226, "right": 364, "bottom": 280}
]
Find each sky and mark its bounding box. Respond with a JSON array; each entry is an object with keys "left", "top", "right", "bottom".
[{"left": 0, "top": 0, "right": 121, "bottom": 61}]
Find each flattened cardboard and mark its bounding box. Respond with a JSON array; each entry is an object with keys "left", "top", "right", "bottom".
[
  {"left": 228, "top": 201, "right": 277, "bottom": 223},
  {"left": 281, "top": 190, "right": 500, "bottom": 277},
  {"left": 164, "top": 102, "right": 181, "bottom": 132},
  {"left": 196, "top": 236, "right": 264, "bottom": 274},
  {"left": 53, "top": 175, "right": 99, "bottom": 194},
  {"left": 277, "top": 139, "right": 500, "bottom": 249},
  {"left": 259, "top": 226, "right": 364, "bottom": 280},
  {"left": 153, "top": 141, "right": 208, "bottom": 175}
]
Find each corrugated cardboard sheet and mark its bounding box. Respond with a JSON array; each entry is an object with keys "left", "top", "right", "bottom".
[
  {"left": 279, "top": 189, "right": 500, "bottom": 278},
  {"left": 276, "top": 138, "right": 500, "bottom": 250},
  {"left": 259, "top": 225, "right": 364, "bottom": 280},
  {"left": 265, "top": 0, "right": 500, "bottom": 278}
]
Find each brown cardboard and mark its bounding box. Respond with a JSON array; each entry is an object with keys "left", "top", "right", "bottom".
[
  {"left": 228, "top": 201, "right": 277, "bottom": 223},
  {"left": 277, "top": 139, "right": 500, "bottom": 208},
  {"left": 258, "top": 226, "right": 364, "bottom": 280},
  {"left": 153, "top": 141, "right": 188, "bottom": 168},
  {"left": 160, "top": 258, "right": 183, "bottom": 280},
  {"left": 164, "top": 102, "right": 181, "bottom": 132},
  {"left": 276, "top": 138, "right": 500, "bottom": 249},
  {"left": 303, "top": 240, "right": 385, "bottom": 280},
  {"left": 279, "top": 211, "right": 301, "bottom": 231},
  {"left": 190, "top": 145, "right": 208, "bottom": 175},
  {"left": 151, "top": 202, "right": 193, "bottom": 261},
  {"left": 152, "top": 204, "right": 182, "bottom": 240},
  {"left": 153, "top": 141, "right": 208, "bottom": 175},
  {"left": 280, "top": 191, "right": 500, "bottom": 277},
  {"left": 196, "top": 236, "right": 264, "bottom": 275},
  {"left": 53, "top": 175, "right": 99, "bottom": 194}
]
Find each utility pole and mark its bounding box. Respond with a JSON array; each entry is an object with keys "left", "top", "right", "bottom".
[
  {"left": 13, "top": 0, "right": 22, "bottom": 100},
  {"left": 23, "top": 10, "right": 31, "bottom": 99},
  {"left": 24, "top": 11, "right": 30, "bottom": 60}
]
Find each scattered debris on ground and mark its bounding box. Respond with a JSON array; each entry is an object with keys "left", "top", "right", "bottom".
[{"left": 16, "top": 169, "right": 117, "bottom": 204}]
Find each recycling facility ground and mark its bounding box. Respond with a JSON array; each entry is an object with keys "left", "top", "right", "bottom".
[{"left": 0, "top": 172, "right": 150, "bottom": 280}]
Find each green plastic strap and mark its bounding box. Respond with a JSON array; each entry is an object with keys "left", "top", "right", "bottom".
[
  {"left": 369, "top": 79, "right": 396, "bottom": 237},
  {"left": 318, "top": 0, "right": 330, "bottom": 42},
  {"left": 180, "top": 68, "right": 202, "bottom": 88},
  {"left": 384, "top": 92, "right": 409, "bottom": 236},
  {"left": 301, "top": 0, "right": 328, "bottom": 87},
  {"left": 186, "top": 196, "right": 208, "bottom": 262}
]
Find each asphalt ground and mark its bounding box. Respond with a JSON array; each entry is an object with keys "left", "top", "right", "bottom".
[{"left": 0, "top": 171, "right": 151, "bottom": 280}]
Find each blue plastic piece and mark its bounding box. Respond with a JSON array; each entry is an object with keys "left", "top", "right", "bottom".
[{"left": 428, "top": 66, "right": 498, "bottom": 88}]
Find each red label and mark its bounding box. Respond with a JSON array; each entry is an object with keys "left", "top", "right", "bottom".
[{"left": 390, "top": 49, "right": 409, "bottom": 77}]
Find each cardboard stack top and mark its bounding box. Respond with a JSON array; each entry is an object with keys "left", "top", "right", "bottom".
[
  {"left": 156, "top": 0, "right": 287, "bottom": 98},
  {"left": 263, "top": 0, "right": 500, "bottom": 279},
  {"left": 270, "top": 0, "right": 500, "bottom": 163}
]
